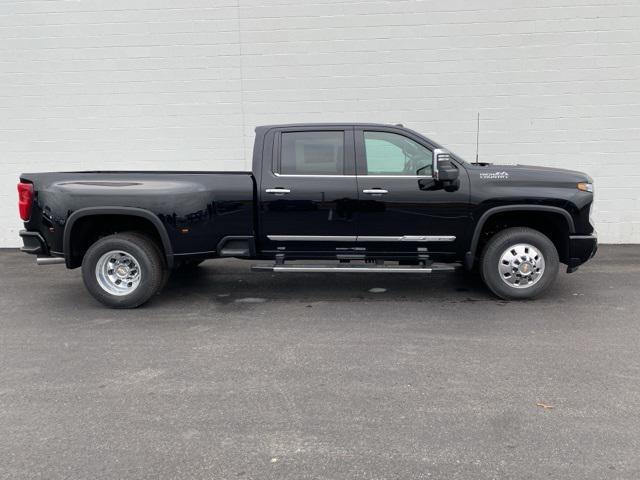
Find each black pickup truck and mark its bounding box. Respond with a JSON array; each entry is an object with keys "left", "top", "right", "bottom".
[{"left": 18, "top": 123, "right": 597, "bottom": 308}]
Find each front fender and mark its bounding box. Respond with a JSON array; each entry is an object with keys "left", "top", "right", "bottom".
[{"left": 465, "top": 204, "right": 575, "bottom": 269}]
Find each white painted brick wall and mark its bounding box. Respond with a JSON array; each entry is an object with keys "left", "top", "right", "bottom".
[{"left": 1, "top": 0, "right": 639, "bottom": 246}]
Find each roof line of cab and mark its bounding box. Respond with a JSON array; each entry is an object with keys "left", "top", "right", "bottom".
[{"left": 255, "top": 123, "right": 444, "bottom": 150}]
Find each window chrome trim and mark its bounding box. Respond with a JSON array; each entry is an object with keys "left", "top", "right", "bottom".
[
  {"left": 273, "top": 173, "right": 355, "bottom": 178},
  {"left": 364, "top": 175, "right": 433, "bottom": 178},
  {"left": 272, "top": 173, "right": 433, "bottom": 179},
  {"left": 267, "top": 235, "right": 455, "bottom": 242}
]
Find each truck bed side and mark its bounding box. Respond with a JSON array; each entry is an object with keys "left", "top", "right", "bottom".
[{"left": 19, "top": 171, "right": 255, "bottom": 266}]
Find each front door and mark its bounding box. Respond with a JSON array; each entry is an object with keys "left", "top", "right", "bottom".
[
  {"left": 355, "top": 127, "right": 469, "bottom": 259},
  {"left": 259, "top": 127, "right": 359, "bottom": 255}
]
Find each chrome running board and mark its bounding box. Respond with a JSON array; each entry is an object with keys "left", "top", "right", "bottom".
[{"left": 252, "top": 263, "right": 459, "bottom": 273}]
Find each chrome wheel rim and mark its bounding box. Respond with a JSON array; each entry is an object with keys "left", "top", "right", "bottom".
[
  {"left": 95, "top": 250, "right": 142, "bottom": 296},
  {"left": 498, "top": 243, "right": 545, "bottom": 289}
]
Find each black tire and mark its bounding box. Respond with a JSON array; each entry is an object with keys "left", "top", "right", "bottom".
[
  {"left": 123, "top": 231, "right": 170, "bottom": 290},
  {"left": 480, "top": 227, "right": 559, "bottom": 300},
  {"left": 81, "top": 232, "right": 165, "bottom": 308}
]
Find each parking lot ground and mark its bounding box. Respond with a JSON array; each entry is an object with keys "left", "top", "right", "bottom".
[{"left": 1, "top": 245, "right": 639, "bottom": 479}]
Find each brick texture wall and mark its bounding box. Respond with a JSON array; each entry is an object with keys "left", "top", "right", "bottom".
[{"left": 2, "top": 0, "right": 639, "bottom": 246}]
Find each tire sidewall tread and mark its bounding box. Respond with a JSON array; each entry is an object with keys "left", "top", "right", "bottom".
[
  {"left": 81, "top": 233, "right": 164, "bottom": 308},
  {"left": 123, "top": 231, "right": 170, "bottom": 290},
  {"left": 480, "top": 227, "right": 559, "bottom": 300}
]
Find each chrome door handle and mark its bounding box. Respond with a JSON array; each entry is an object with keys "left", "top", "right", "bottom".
[
  {"left": 363, "top": 189, "right": 388, "bottom": 194},
  {"left": 265, "top": 188, "right": 291, "bottom": 195}
]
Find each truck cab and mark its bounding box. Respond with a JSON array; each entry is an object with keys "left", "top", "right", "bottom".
[{"left": 255, "top": 124, "right": 468, "bottom": 263}]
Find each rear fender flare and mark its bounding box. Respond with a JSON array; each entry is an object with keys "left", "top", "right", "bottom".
[{"left": 63, "top": 206, "right": 174, "bottom": 268}]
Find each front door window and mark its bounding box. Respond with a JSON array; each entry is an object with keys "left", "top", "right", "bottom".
[{"left": 364, "top": 131, "right": 433, "bottom": 176}]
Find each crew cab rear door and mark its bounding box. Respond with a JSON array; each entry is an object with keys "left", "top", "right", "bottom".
[
  {"left": 258, "top": 126, "right": 358, "bottom": 254},
  {"left": 354, "top": 127, "right": 469, "bottom": 257}
]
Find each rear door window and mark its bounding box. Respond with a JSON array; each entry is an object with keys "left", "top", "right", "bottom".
[{"left": 279, "top": 131, "right": 345, "bottom": 175}]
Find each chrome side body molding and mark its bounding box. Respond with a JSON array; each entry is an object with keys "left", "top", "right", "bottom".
[
  {"left": 267, "top": 235, "right": 456, "bottom": 242},
  {"left": 358, "top": 235, "right": 456, "bottom": 242},
  {"left": 267, "top": 235, "right": 357, "bottom": 242},
  {"left": 265, "top": 188, "right": 291, "bottom": 195}
]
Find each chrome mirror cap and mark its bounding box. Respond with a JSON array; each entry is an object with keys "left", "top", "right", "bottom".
[{"left": 432, "top": 148, "right": 451, "bottom": 181}]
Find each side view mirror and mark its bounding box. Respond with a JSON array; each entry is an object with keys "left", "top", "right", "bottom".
[{"left": 432, "top": 148, "right": 459, "bottom": 182}]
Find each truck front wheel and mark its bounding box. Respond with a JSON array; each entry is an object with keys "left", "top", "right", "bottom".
[
  {"left": 81, "top": 232, "right": 165, "bottom": 308},
  {"left": 480, "top": 227, "right": 559, "bottom": 300}
]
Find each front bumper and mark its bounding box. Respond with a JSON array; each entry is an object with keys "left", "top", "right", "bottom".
[
  {"left": 19, "top": 230, "right": 48, "bottom": 255},
  {"left": 566, "top": 233, "right": 598, "bottom": 272}
]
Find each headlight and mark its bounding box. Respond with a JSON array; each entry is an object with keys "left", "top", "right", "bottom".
[{"left": 577, "top": 182, "right": 593, "bottom": 193}]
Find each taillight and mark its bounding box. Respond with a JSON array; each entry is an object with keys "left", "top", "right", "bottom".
[{"left": 17, "top": 181, "right": 34, "bottom": 221}]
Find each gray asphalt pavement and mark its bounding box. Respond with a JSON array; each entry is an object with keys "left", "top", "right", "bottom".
[{"left": 1, "top": 246, "right": 639, "bottom": 479}]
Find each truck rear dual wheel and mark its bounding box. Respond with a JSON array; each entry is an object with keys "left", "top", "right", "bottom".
[
  {"left": 81, "top": 232, "right": 166, "bottom": 308},
  {"left": 480, "top": 227, "right": 559, "bottom": 300}
]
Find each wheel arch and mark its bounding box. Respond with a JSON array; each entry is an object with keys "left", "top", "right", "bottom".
[
  {"left": 63, "top": 207, "right": 174, "bottom": 268},
  {"left": 465, "top": 205, "right": 575, "bottom": 270}
]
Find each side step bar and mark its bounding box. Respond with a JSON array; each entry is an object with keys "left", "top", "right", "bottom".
[{"left": 252, "top": 263, "right": 460, "bottom": 273}]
